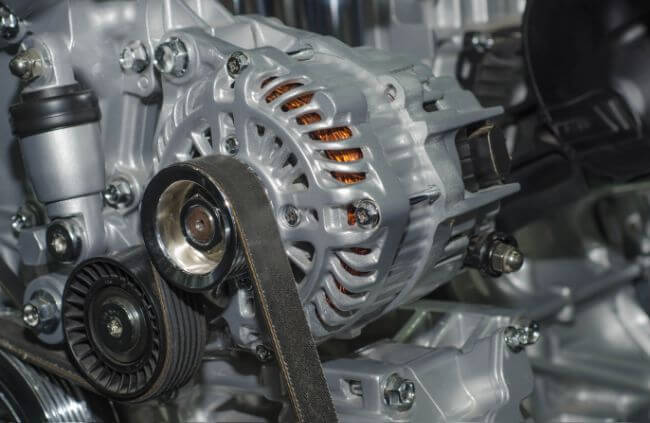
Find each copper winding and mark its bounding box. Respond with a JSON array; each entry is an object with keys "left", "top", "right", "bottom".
[{"left": 263, "top": 79, "right": 366, "bottom": 185}]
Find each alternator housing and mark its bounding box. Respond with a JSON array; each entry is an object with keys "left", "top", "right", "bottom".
[{"left": 153, "top": 18, "right": 517, "bottom": 338}]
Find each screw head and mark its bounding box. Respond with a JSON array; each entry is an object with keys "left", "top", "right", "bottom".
[
  {"left": 354, "top": 199, "right": 380, "bottom": 229},
  {"left": 282, "top": 205, "right": 301, "bottom": 227},
  {"left": 154, "top": 37, "right": 189, "bottom": 78},
  {"left": 22, "top": 292, "right": 58, "bottom": 333},
  {"left": 227, "top": 51, "right": 250, "bottom": 78},
  {"left": 9, "top": 48, "right": 43, "bottom": 81},
  {"left": 120, "top": 40, "right": 150, "bottom": 73},
  {"left": 0, "top": 7, "right": 19, "bottom": 40},
  {"left": 255, "top": 344, "right": 273, "bottom": 362},
  {"left": 384, "top": 373, "right": 415, "bottom": 411},
  {"left": 22, "top": 303, "right": 39, "bottom": 327},
  {"left": 10, "top": 212, "right": 28, "bottom": 232},
  {"left": 224, "top": 136, "right": 239, "bottom": 155},
  {"left": 505, "top": 321, "right": 541, "bottom": 353},
  {"left": 104, "top": 179, "right": 134, "bottom": 208},
  {"left": 46, "top": 219, "right": 82, "bottom": 263}
]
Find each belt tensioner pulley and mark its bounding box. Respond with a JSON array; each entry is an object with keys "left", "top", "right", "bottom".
[{"left": 61, "top": 247, "right": 206, "bottom": 401}]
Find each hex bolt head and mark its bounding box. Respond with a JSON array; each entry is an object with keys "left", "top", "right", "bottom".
[
  {"left": 354, "top": 199, "right": 380, "bottom": 229},
  {"left": 224, "top": 136, "right": 240, "bottom": 155},
  {"left": 10, "top": 212, "right": 28, "bottom": 233},
  {"left": 504, "top": 321, "right": 541, "bottom": 353},
  {"left": 383, "top": 373, "right": 416, "bottom": 411},
  {"left": 490, "top": 241, "right": 524, "bottom": 274},
  {"left": 120, "top": 40, "right": 150, "bottom": 73},
  {"left": 227, "top": 51, "right": 250, "bottom": 78},
  {"left": 255, "top": 344, "right": 273, "bottom": 362},
  {"left": 46, "top": 219, "right": 82, "bottom": 264},
  {"left": 0, "top": 7, "right": 19, "bottom": 40},
  {"left": 9, "top": 48, "right": 44, "bottom": 81},
  {"left": 154, "top": 37, "right": 189, "bottom": 78},
  {"left": 22, "top": 292, "right": 58, "bottom": 333},
  {"left": 282, "top": 205, "right": 301, "bottom": 227},
  {"left": 104, "top": 179, "right": 134, "bottom": 209},
  {"left": 22, "top": 303, "right": 39, "bottom": 328}
]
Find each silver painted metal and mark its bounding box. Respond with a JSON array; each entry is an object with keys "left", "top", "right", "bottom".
[
  {"left": 9, "top": 48, "right": 43, "bottom": 81},
  {"left": 120, "top": 40, "right": 150, "bottom": 73},
  {"left": 154, "top": 37, "right": 189, "bottom": 78}
]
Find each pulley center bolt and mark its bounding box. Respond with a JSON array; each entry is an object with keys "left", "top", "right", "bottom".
[
  {"left": 180, "top": 197, "right": 223, "bottom": 251},
  {"left": 107, "top": 317, "right": 124, "bottom": 338},
  {"left": 51, "top": 234, "right": 67, "bottom": 255},
  {"left": 154, "top": 37, "right": 189, "bottom": 78},
  {"left": 383, "top": 373, "right": 416, "bottom": 411},
  {"left": 227, "top": 51, "right": 250, "bottom": 78},
  {"left": 354, "top": 199, "right": 380, "bottom": 229},
  {"left": 184, "top": 204, "right": 216, "bottom": 246}
]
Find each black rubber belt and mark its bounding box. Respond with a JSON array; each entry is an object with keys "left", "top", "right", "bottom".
[{"left": 184, "top": 156, "right": 338, "bottom": 423}]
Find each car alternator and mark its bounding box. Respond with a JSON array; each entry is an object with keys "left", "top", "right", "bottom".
[{"left": 143, "top": 19, "right": 520, "bottom": 339}]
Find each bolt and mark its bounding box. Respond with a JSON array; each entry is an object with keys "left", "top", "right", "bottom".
[
  {"left": 22, "top": 292, "right": 58, "bottom": 333},
  {"left": 354, "top": 199, "right": 380, "bottom": 229},
  {"left": 10, "top": 212, "right": 28, "bottom": 233},
  {"left": 255, "top": 344, "right": 273, "bottom": 362},
  {"left": 504, "top": 321, "right": 540, "bottom": 353},
  {"left": 383, "top": 373, "right": 416, "bottom": 411},
  {"left": 227, "top": 51, "right": 249, "bottom": 78},
  {"left": 471, "top": 32, "right": 494, "bottom": 53},
  {"left": 490, "top": 241, "right": 524, "bottom": 274},
  {"left": 104, "top": 179, "right": 134, "bottom": 208},
  {"left": 154, "top": 37, "right": 189, "bottom": 78},
  {"left": 282, "top": 205, "right": 301, "bottom": 227},
  {"left": 22, "top": 303, "right": 39, "bottom": 327},
  {"left": 107, "top": 318, "right": 124, "bottom": 338},
  {"left": 46, "top": 219, "right": 82, "bottom": 263},
  {"left": 120, "top": 40, "right": 150, "bottom": 73},
  {"left": 0, "top": 6, "right": 19, "bottom": 40},
  {"left": 9, "top": 48, "right": 43, "bottom": 81},
  {"left": 225, "top": 136, "right": 239, "bottom": 155}
]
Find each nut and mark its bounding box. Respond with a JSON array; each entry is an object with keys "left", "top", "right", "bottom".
[
  {"left": 383, "top": 373, "right": 415, "bottom": 411},
  {"left": 120, "top": 40, "right": 150, "bottom": 73},
  {"left": 504, "top": 321, "right": 541, "bottom": 353}
]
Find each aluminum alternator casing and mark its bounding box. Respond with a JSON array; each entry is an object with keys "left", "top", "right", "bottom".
[{"left": 154, "top": 17, "right": 517, "bottom": 339}]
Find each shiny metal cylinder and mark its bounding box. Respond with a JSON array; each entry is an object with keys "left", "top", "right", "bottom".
[{"left": 20, "top": 123, "right": 105, "bottom": 204}]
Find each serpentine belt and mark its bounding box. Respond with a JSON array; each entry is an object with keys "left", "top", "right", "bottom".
[
  {"left": 178, "top": 156, "right": 339, "bottom": 423},
  {"left": 0, "top": 155, "right": 338, "bottom": 421}
]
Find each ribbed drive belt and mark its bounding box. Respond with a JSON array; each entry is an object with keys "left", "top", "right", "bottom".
[{"left": 186, "top": 156, "right": 338, "bottom": 423}]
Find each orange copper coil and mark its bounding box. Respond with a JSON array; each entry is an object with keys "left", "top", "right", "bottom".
[
  {"left": 340, "top": 259, "right": 370, "bottom": 277},
  {"left": 265, "top": 82, "right": 303, "bottom": 103},
  {"left": 347, "top": 204, "right": 357, "bottom": 225},
  {"left": 283, "top": 94, "right": 315, "bottom": 112},
  {"left": 333, "top": 171, "right": 366, "bottom": 185},
  {"left": 296, "top": 112, "right": 322, "bottom": 125}
]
